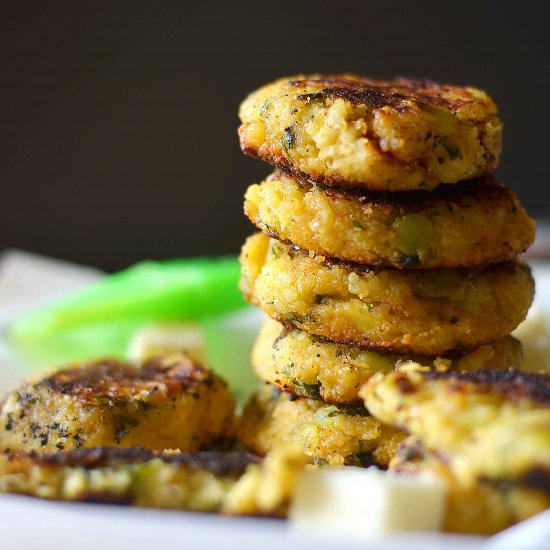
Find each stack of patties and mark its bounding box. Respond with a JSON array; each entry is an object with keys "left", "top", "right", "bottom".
[{"left": 236, "top": 75, "right": 536, "bottom": 467}]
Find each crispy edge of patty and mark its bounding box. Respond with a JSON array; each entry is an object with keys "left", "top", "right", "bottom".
[
  {"left": 40, "top": 355, "right": 218, "bottom": 405},
  {"left": 244, "top": 170, "right": 535, "bottom": 268},
  {"left": 10, "top": 446, "right": 258, "bottom": 475},
  {"left": 0, "top": 446, "right": 307, "bottom": 517},
  {"left": 411, "top": 368, "right": 550, "bottom": 406},
  {"left": 237, "top": 385, "right": 405, "bottom": 467},
  {"left": 251, "top": 319, "right": 524, "bottom": 404},
  {"left": 239, "top": 232, "right": 535, "bottom": 355},
  {"left": 361, "top": 368, "right": 550, "bottom": 428},
  {"left": 360, "top": 368, "right": 550, "bottom": 460},
  {"left": 0, "top": 446, "right": 253, "bottom": 508}
]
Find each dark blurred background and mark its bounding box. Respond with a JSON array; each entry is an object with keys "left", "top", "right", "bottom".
[{"left": 1, "top": 0, "right": 548, "bottom": 271}]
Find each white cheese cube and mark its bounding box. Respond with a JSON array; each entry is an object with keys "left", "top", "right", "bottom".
[
  {"left": 513, "top": 307, "right": 550, "bottom": 373},
  {"left": 128, "top": 323, "right": 206, "bottom": 363},
  {"left": 290, "top": 466, "right": 447, "bottom": 537}
]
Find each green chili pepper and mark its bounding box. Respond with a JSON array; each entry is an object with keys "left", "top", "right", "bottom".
[{"left": 10, "top": 257, "right": 247, "bottom": 364}]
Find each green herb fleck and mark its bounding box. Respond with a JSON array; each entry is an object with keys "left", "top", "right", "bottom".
[
  {"left": 344, "top": 405, "right": 371, "bottom": 417},
  {"left": 438, "top": 137, "right": 462, "bottom": 160},
  {"left": 271, "top": 245, "right": 283, "bottom": 259},
  {"left": 329, "top": 404, "right": 371, "bottom": 417},
  {"left": 287, "top": 311, "right": 303, "bottom": 324},
  {"left": 293, "top": 381, "right": 321, "bottom": 400},
  {"left": 287, "top": 311, "right": 314, "bottom": 325},
  {"left": 281, "top": 364, "right": 294, "bottom": 377}
]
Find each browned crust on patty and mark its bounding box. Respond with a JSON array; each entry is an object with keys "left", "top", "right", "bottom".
[
  {"left": 290, "top": 76, "right": 489, "bottom": 113},
  {"left": 271, "top": 323, "right": 492, "bottom": 363},
  {"left": 518, "top": 467, "right": 550, "bottom": 491},
  {"left": 481, "top": 467, "right": 550, "bottom": 492},
  {"left": 7, "top": 446, "right": 259, "bottom": 476},
  {"left": 278, "top": 239, "right": 532, "bottom": 279},
  {"left": 274, "top": 317, "right": 469, "bottom": 355},
  {"left": 258, "top": 228, "right": 531, "bottom": 272},
  {"left": 240, "top": 147, "right": 488, "bottom": 195},
  {"left": 239, "top": 74, "right": 501, "bottom": 191},
  {"left": 273, "top": 171, "right": 511, "bottom": 212},
  {"left": 414, "top": 369, "right": 550, "bottom": 406},
  {"left": 41, "top": 356, "right": 215, "bottom": 406}
]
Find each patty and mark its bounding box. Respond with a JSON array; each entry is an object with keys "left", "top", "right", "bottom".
[
  {"left": 0, "top": 445, "right": 306, "bottom": 516},
  {"left": 252, "top": 319, "right": 524, "bottom": 404},
  {"left": 237, "top": 384, "right": 405, "bottom": 467},
  {"left": 361, "top": 369, "right": 550, "bottom": 491},
  {"left": 244, "top": 171, "right": 535, "bottom": 268},
  {"left": 393, "top": 437, "right": 550, "bottom": 535},
  {"left": 240, "top": 233, "right": 534, "bottom": 355},
  {"left": 361, "top": 368, "right": 550, "bottom": 449},
  {"left": 0, "top": 354, "right": 234, "bottom": 454},
  {"left": 239, "top": 75, "right": 502, "bottom": 191},
  {"left": 363, "top": 370, "right": 550, "bottom": 533}
]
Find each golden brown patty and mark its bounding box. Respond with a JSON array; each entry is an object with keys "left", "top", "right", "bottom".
[
  {"left": 362, "top": 368, "right": 550, "bottom": 452},
  {"left": 0, "top": 445, "right": 306, "bottom": 516},
  {"left": 239, "top": 75, "right": 502, "bottom": 191},
  {"left": 361, "top": 368, "right": 550, "bottom": 450},
  {"left": 0, "top": 354, "right": 234, "bottom": 454},
  {"left": 240, "top": 233, "right": 534, "bottom": 355},
  {"left": 361, "top": 368, "right": 550, "bottom": 533},
  {"left": 252, "top": 319, "right": 524, "bottom": 404},
  {"left": 237, "top": 384, "right": 405, "bottom": 467},
  {"left": 244, "top": 171, "right": 535, "bottom": 268}
]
